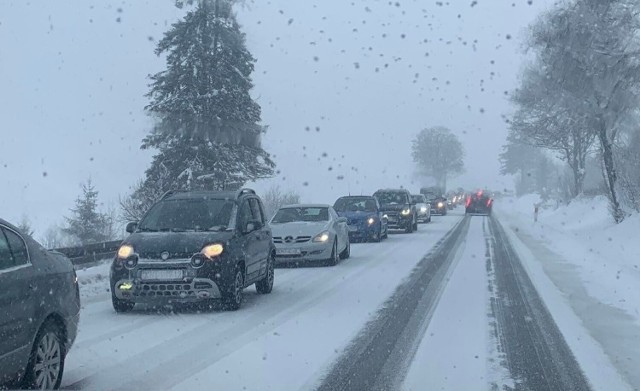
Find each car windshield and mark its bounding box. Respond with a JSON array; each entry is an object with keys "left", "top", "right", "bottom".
[
  {"left": 138, "top": 198, "right": 234, "bottom": 232},
  {"left": 411, "top": 195, "right": 425, "bottom": 204},
  {"left": 271, "top": 207, "right": 329, "bottom": 223},
  {"left": 334, "top": 198, "right": 377, "bottom": 212},
  {"left": 375, "top": 192, "right": 407, "bottom": 205}
]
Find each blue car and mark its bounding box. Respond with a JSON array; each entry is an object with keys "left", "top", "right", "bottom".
[{"left": 333, "top": 196, "right": 388, "bottom": 242}]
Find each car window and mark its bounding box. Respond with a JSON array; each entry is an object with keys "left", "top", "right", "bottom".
[
  {"left": 238, "top": 201, "right": 253, "bottom": 230},
  {"left": 3, "top": 228, "right": 28, "bottom": 267},
  {"left": 334, "top": 198, "right": 377, "bottom": 212},
  {"left": 0, "top": 230, "right": 14, "bottom": 270},
  {"left": 375, "top": 192, "right": 407, "bottom": 205},
  {"left": 249, "top": 198, "right": 264, "bottom": 224}
]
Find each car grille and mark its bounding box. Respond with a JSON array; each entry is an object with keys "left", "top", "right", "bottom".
[
  {"left": 273, "top": 236, "right": 312, "bottom": 244},
  {"left": 136, "top": 283, "right": 195, "bottom": 298}
]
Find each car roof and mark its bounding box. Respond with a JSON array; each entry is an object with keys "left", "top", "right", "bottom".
[
  {"left": 374, "top": 188, "right": 409, "bottom": 193},
  {"left": 336, "top": 195, "right": 375, "bottom": 199},
  {"left": 163, "top": 189, "right": 257, "bottom": 201},
  {"left": 280, "top": 204, "right": 331, "bottom": 209}
]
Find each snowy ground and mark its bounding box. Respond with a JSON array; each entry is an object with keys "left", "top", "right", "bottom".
[
  {"left": 498, "top": 195, "right": 640, "bottom": 390},
  {"left": 63, "top": 214, "right": 463, "bottom": 390}
]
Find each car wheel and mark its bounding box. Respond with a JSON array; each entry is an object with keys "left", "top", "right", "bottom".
[
  {"left": 405, "top": 219, "right": 414, "bottom": 233},
  {"left": 327, "top": 240, "right": 339, "bottom": 266},
  {"left": 223, "top": 267, "right": 244, "bottom": 311},
  {"left": 427, "top": 215, "right": 432, "bottom": 223},
  {"left": 382, "top": 226, "right": 388, "bottom": 239},
  {"left": 340, "top": 239, "right": 350, "bottom": 259},
  {"left": 372, "top": 225, "right": 382, "bottom": 242},
  {"left": 112, "top": 293, "right": 135, "bottom": 313},
  {"left": 256, "top": 253, "right": 275, "bottom": 294},
  {"left": 23, "top": 320, "right": 65, "bottom": 390},
  {"left": 413, "top": 216, "right": 418, "bottom": 231}
]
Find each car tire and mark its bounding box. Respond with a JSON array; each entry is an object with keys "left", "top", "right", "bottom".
[
  {"left": 427, "top": 215, "right": 432, "bottom": 223},
  {"left": 372, "top": 225, "right": 382, "bottom": 242},
  {"left": 382, "top": 226, "right": 388, "bottom": 239},
  {"left": 23, "top": 320, "right": 65, "bottom": 390},
  {"left": 256, "top": 253, "right": 275, "bottom": 294},
  {"left": 223, "top": 267, "right": 244, "bottom": 311},
  {"left": 340, "top": 239, "right": 350, "bottom": 259},
  {"left": 112, "top": 293, "right": 135, "bottom": 313},
  {"left": 327, "top": 240, "right": 339, "bottom": 266},
  {"left": 413, "top": 216, "right": 418, "bottom": 231},
  {"left": 405, "top": 221, "right": 413, "bottom": 234}
]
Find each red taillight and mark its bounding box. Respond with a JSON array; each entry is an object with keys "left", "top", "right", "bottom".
[
  {"left": 487, "top": 199, "right": 492, "bottom": 207},
  {"left": 465, "top": 196, "right": 472, "bottom": 208}
]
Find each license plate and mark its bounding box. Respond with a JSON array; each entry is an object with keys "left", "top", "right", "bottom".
[
  {"left": 348, "top": 225, "right": 359, "bottom": 232},
  {"left": 140, "top": 270, "right": 183, "bottom": 281},
  {"left": 277, "top": 248, "right": 301, "bottom": 256}
]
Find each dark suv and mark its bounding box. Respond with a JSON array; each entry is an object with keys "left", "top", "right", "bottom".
[
  {"left": 0, "top": 219, "right": 80, "bottom": 390},
  {"left": 373, "top": 189, "right": 418, "bottom": 233},
  {"left": 110, "top": 189, "right": 276, "bottom": 312}
]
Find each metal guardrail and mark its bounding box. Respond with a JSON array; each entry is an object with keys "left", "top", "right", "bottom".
[{"left": 54, "top": 240, "right": 122, "bottom": 266}]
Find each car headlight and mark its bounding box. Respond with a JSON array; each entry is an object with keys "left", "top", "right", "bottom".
[
  {"left": 367, "top": 217, "right": 376, "bottom": 225},
  {"left": 117, "top": 245, "right": 134, "bottom": 259},
  {"left": 401, "top": 208, "right": 411, "bottom": 216},
  {"left": 202, "top": 244, "right": 224, "bottom": 259},
  {"left": 420, "top": 206, "right": 427, "bottom": 212},
  {"left": 438, "top": 202, "right": 444, "bottom": 208},
  {"left": 313, "top": 232, "right": 330, "bottom": 242}
]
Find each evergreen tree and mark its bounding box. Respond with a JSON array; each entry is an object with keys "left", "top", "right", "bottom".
[
  {"left": 139, "top": 0, "right": 274, "bottom": 196},
  {"left": 64, "top": 180, "right": 113, "bottom": 245}
]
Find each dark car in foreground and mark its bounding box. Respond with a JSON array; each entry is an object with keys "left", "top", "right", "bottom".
[
  {"left": 373, "top": 189, "right": 418, "bottom": 233},
  {"left": 334, "top": 196, "right": 388, "bottom": 242},
  {"left": 111, "top": 189, "right": 275, "bottom": 312},
  {"left": 0, "top": 219, "right": 80, "bottom": 390},
  {"left": 465, "top": 190, "right": 493, "bottom": 215}
]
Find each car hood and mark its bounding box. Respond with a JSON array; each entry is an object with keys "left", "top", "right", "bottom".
[
  {"left": 123, "top": 231, "right": 235, "bottom": 259},
  {"left": 269, "top": 222, "right": 329, "bottom": 238},
  {"left": 379, "top": 204, "right": 410, "bottom": 212},
  {"left": 337, "top": 211, "right": 378, "bottom": 222}
]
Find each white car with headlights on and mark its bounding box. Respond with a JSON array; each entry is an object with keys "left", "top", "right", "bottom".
[
  {"left": 269, "top": 204, "right": 350, "bottom": 266},
  {"left": 411, "top": 194, "right": 432, "bottom": 223}
]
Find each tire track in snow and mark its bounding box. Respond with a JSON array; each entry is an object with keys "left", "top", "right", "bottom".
[
  {"left": 487, "top": 217, "right": 591, "bottom": 391},
  {"left": 316, "top": 216, "right": 470, "bottom": 391}
]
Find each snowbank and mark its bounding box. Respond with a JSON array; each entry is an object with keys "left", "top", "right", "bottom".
[{"left": 75, "top": 261, "right": 111, "bottom": 301}]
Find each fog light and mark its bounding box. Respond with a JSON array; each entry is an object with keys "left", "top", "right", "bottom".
[{"left": 119, "top": 282, "right": 133, "bottom": 291}]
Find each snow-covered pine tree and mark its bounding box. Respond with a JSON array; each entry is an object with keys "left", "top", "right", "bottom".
[
  {"left": 64, "top": 179, "right": 113, "bottom": 245},
  {"left": 140, "top": 0, "right": 274, "bottom": 194}
]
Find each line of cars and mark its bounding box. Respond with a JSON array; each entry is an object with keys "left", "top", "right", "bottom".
[{"left": 0, "top": 186, "right": 459, "bottom": 389}]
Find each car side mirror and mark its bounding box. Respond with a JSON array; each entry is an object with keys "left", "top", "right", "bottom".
[
  {"left": 245, "top": 220, "right": 263, "bottom": 234},
  {"left": 337, "top": 217, "right": 348, "bottom": 224},
  {"left": 126, "top": 222, "right": 138, "bottom": 233}
]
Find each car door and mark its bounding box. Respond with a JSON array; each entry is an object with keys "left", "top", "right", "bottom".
[
  {"left": 237, "top": 200, "right": 258, "bottom": 284},
  {"left": 376, "top": 199, "right": 388, "bottom": 233},
  {"left": 329, "top": 207, "right": 348, "bottom": 251},
  {"left": 0, "top": 226, "right": 36, "bottom": 380},
  {"left": 248, "top": 198, "right": 271, "bottom": 281}
]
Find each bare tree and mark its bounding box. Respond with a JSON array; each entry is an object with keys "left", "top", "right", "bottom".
[
  {"left": 523, "top": 0, "right": 640, "bottom": 222},
  {"left": 261, "top": 185, "right": 301, "bottom": 219},
  {"left": 16, "top": 214, "right": 35, "bottom": 237},
  {"left": 411, "top": 127, "right": 464, "bottom": 191}
]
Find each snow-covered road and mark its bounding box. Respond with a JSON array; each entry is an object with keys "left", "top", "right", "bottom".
[
  {"left": 63, "top": 209, "right": 610, "bottom": 391},
  {"left": 62, "top": 213, "right": 463, "bottom": 390}
]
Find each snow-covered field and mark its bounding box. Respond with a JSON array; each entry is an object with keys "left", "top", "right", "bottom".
[
  {"left": 498, "top": 195, "right": 640, "bottom": 390},
  {"left": 64, "top": 215, "right": 463, "bottom": 390}
]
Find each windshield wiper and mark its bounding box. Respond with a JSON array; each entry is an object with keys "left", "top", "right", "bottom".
[
  {"left": 137, "top": 227, "right": 158, "bottom": 232},
  {"left": 158, "top": 227, "right": 188, "bottom": 232},
  {"left": 207, "top": 226, "right": 229, "bottom": 232}
]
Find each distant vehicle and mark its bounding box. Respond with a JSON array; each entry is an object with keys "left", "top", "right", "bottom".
[
  {"left": 373, "top": 189, "right": 418, "bottom": 233},
  {"left": 421, "top": 188, "right": 448, "bottom": 216},
  {"left": 270, "top": 204, "right": 350, "bottom": 266},
  {"left": 411, "top": 194, "right": 432, "bottom": 223},
  {"left": 111, "top": 189, "right": 275, "bottom": 312},
  {"left": 465, "top": 190, "right": 493, "bottom": 215},
  {"left": 0, "top": 219, "right": 80, "bottom": 390},
  {"left": 333, "top": 196, "right": 388, "bottom": 242}
]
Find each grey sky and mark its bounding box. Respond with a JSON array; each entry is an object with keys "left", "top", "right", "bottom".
[{"left": 0, "top": 0, "right": 553, "bottom": 237}]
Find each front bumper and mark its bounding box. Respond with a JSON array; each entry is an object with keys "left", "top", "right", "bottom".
[
  {"left": 273, "top": 241, "right": 333, "bottom": 263},
  {"left": 347, "top": 222, "right": 379, "bottom": 240},
  {"left": 385, "top": 214, "right": 412, "bottom": 229},
  {"left": 110, "top": 257, "right": 232, "bottom": 304}
]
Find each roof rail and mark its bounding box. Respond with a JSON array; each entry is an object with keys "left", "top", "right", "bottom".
[
  {"left": 236, "top": 188, "right": 256, "bottom": 197},
  {"left": 159, "top": 189, "right": 187, "bottom": 200}
]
